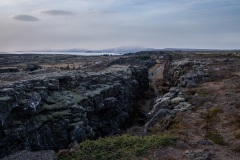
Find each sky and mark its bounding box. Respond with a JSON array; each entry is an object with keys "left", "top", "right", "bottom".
[{"left": 0, "top": 0, "right": 240, "bottom": 51}]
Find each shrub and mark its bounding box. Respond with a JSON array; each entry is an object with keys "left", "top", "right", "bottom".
[
  {"left": 206, "top": 108, "right": 222, "bottom": 120},
  {"left": 136, "top": 55, "right": 151, "bottom": 60},
  {"left": 207, "top": 130, "right": 225, "bottom": 146},
  {"left": 234, "top": 129, "right": 240, "bottom": 139},
  {"left": 203, "top": 108, "right": 225, "bottom": 145},
  {"left": 59, "top": 134, "right": 175, "bottom": 160}
]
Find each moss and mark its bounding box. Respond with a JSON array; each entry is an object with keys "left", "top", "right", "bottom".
[
  {"left": 35, "top": 110, "right": 71, "bottom": 123},
  {"left": 234, "top": 130, "right": 240, "bottom": 139},
  {"left": 136, "top": 55, "right": 151, "bottom": 61},
  {"left": 206, "top": 108, "right": 222, "bottom": 121},
  {"left": 42, "top": 103, "right": 67, "bottom": 111},
  {"left": 0, "top": 96, "right": 12, "bottom": 102},
  {"left": 69, "top": 121, "right": 84, "bottom": 127},
  {"left": 51, "top": 110, "right": 71, "bottom": 119},
  {"left": 203, "top": 108, "right": 225, "bottom": 145},
  {"left": 168, "top": 113, "right": 187, "bottom": 130},
  {"left": 59, "top": 134, "right": 175, "bottom": 160},
  {"left": 86, "top": 85, "right": 111, "bottom": 98},
  {"left": 198, "top": 90, "right": 210, "bottom": 97},
  {"left": 206, "top": 130, "right": 225, "bottom": 146},
  {"left": 35, "top": 115, "right": 52, "bottom": 123}
]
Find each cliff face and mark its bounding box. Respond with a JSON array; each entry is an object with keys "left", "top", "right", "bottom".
[
  {"left": 0, "top": 65, "right": 149, "bottom": 158},
  {"left": 145, "top": 54, "right": 211, "bottom": 132},
  {"left": 163, "top": 55, "right": 209, "bottom": 87}
]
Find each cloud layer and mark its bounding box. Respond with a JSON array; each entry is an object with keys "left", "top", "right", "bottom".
[
  {"left": 40, "top": 10, "right": 74, "bottom": 16},
  {"left": 0, "top": 0, "right": 239, "bottom": 51},
  {"left": 12, "top": 15, "right": 39, "bottom": 22}
]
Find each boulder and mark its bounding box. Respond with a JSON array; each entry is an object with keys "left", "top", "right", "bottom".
[
  {"left": 12, "top": 94, "right": 41, "bottom": 116},
  {"left": 174, "top": 102, "right": 192, "bottom": 111},
  {"left": 171, "top": 97, "right": 185, "bottom": 105},
  {"left": 148, "top": 97, "right": 170, "bottom": 116},
  {"left": 24, "top": 64, "right": 42, "bottom": 71}
]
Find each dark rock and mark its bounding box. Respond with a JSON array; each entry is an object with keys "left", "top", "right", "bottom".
[
  {"left": 0, "top": 68, "right": 19, "bottom": 73},
  {"left": 0, "top": 65, "right": 149, "bottom": 158},
  {"left": 11, "top": 92, "right": 41, "bottom": 117},
  {"left": 144, "top": 109, "right": 170, "bottom": 132},
  {"left": 184, "top": 149, "right": 215, "bottom": 160},
  {"left": 171, "top": 97, "right": 185, "bottom": 105},
  {"left": 24, "top": 64, "right": 42, "bottom": 71},
  {"left": 197, "top": 139, "right": 214, "bottom": 146},
  {"left": 1, "top": 150, "right": 57, "bottom": 160}
]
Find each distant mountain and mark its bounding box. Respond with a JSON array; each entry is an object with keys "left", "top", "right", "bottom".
[
  {"left": 95, "top": 46, "right": 157, "bottom": 53},
  {"left": 17, "top": 46, "right": 158, "bottom": 54},
  {"left": 162, "top": 48, "right": 225, "bottom": 51}
]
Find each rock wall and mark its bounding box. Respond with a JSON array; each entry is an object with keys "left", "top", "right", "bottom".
[
  {"left": 0, "top": 65, "right": 149, "bottom": 158},
  {"left": 163, "top": 55, "right": 209, "bottom": 87},
  {"left": 145, "top": 54, "right": 210, "bottom": 131}
]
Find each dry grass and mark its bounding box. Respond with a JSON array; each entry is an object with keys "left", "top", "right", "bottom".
[
  {"left": 234, "top": 130, "right": 240, "bottom": 139},
  {"left": 201, "top": 107, "right": 226, "bottom": 145},
  {"left": 206, "top": 130, "right": 225, "bottom": 146},
  {"left": 233, "top": 146, "right": 240, "bottom": 153}
]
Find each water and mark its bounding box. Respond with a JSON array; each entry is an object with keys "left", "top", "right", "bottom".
[{"left": 7, "top": 51, "right": 123, "bottom": 56}]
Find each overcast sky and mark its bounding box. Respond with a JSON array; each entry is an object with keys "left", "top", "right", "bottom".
[{"left": 0, "top": 0, "right": 240, "bottom": 51}]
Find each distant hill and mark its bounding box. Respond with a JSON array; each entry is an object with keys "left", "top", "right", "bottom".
[{"left": 17, "top": 46, "right": 158, "bottom": 54}]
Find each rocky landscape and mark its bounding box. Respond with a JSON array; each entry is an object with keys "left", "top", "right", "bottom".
[{"left": 0, "top": 51, "right": 240, "bottom": 159}]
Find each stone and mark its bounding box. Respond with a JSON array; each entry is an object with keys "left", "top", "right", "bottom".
[
  {"left": 24, "top": 64, "right": 42, "bottom": 71},
  {"left": 184, "top": 149, "right": 214, "bottom": 160},
  {"left": 155, "top": 97, "right": 162, "bottom": 103},
  {"left": 169, "top": 87, "right": 179, "bottom": 93},
  {"left": 160, "top": 97, "right": 171, "bottom": 106},
  {"left": 163, "top": 92, "right": 176, "bottom": 99},
  {"left": 48, "top": 79, "right": 59, "bottom": 91},
  {"left": 197, "top": 139, "right": 214, "bottom": 146},
  {"left": 1, "top": 150, "right": 57, "bottom": 160},
  {"left": 12, "top": 93, "right": 41, "bottom": 116},
  {"left": 0, "top": 68, "right": 19, "bottom": 73},
  {"left": 44, "top": 96, "right": 56, "bottom": 104},
  {"left": 174, "top": 102, "right": 192, "bottom": 111},
  {"left": 144, "top": 109, "right": 170, "bottom": 132},
  {"left": 171, "top": 97, "right": 185, "bottom": 105},
  {"left": 148, "top": 97, "right": 170, "bottom": 116}
]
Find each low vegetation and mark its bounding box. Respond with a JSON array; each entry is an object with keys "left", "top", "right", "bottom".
[
  {"left": 59, "top": 134, "right": 175, "bottom": 160},
  {"left": 203, "top": 108, "right": 225, "bottom": 145},
  {"left": 136, "top": 55, "right": 151, "bottom": 60},
  {"left": 206, "top": 108, "right": 222, "bottom": 120},
  {"left": 206, "top": 130, "right": 225, "bottom": 145}
]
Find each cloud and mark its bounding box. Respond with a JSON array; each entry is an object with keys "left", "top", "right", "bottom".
[
  {"left": 40, "top": 10, "right": 74, "bottom": 16},
  {"left": 12, "top": 15, "right": 39, "bottom": 22},
  {"left": 0, "top": 0, "right": 239, "bottom": 51}
]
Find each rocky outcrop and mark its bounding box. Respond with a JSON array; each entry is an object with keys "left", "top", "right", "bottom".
[
  {"left": 0, "top": 65, "right": 149, "bottom": 158},
  {"left": 1, "top": 150, "right": 57, "bottom": 160},
  {"left": 24, "top": 64, "right": 42, "bottom": 71},
  {"left": 0, "top": 68, "right": 19, "bottom": 73},
  {"left": 106, "top": 57, "right": 156, "bottom": 68},
  {"left": 163, "top": 56, "right": 209, "bottom": 87},
  {"left": 145, "top": 55, "right": 210, "bottom": 131}
]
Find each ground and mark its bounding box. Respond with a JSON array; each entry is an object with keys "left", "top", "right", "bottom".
[
  {"left": 1, "top": 51, "right": 240, "bottom": 160},
  {"left": 137, "top": 53, "right": 240, "bottom": 160}
]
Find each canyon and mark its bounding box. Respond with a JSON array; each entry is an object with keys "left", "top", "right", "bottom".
[{"left": 0, "top": 51, "right": 240, "bottom": 159}]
